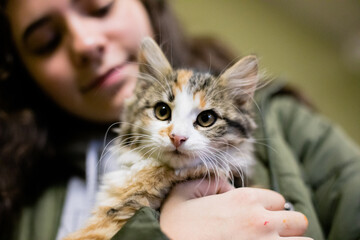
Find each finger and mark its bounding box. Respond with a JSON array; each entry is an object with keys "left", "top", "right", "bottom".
[
  {"left": 168, "top": 178, "right": 234, "bottom": 202},
  {"left": 260, "top": 190, "right": 286, "bottom": 210},
  {"left": 238, "top": 188, "right": 286, "bottom": 210},
  {"left": 194, "top": 177, "right": 235, "bottom": 197},
  {"left": 273, "top": 210, "right": 309, "bottom": 237}
]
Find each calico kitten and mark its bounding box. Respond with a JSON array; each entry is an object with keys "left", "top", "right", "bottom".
[{"left": 64, "top": 37, "right": 258, "bottom": 240}]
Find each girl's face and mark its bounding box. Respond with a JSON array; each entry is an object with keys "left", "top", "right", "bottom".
[{"left": 6, "top": 0, "right": 153, "bottom": 122}]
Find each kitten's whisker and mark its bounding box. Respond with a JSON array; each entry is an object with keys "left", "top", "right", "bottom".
[
  {"left": 196, "top": 153, "right": 214, "bottom": 194},
  {"left": 117, "top": 134, "right": 153, "bottom": 146},
  {"left": 114, "top": 141, "right": 155, "bottom": 158},
  {"left": 204, "top": 145, "right": 247, "bottom": 185},
  {"left": 211, "top": 139, "right": 253, "bottom": 174},
  {"left": 144, "top": 146, "right": 159, "bottom": 160},
  {"left": 103, "top": 121, "right": 121, "bottom": 144},
  {"left": 113, "top": 135, "right": 152, "bottom": 146},
  {"left": 99, "top": 141, "right": 156, "bottom": 173},
  {"left": 198, "top": 149, "right": 221, "bottom": 181},
  {"left": 212, "top": 139, "right": 244, "bottom": 154},
  {"left": 99, "top": 123, "right": 153, "bottom": 160},
  {"left": 136, "top": 143, "right": 160, "bottom": 160},
  {"left": 116, "top": 121, "right": 153, "bottom": 133},
  {"left": 243, "top": 138, "right": 278, "bottom": 154},
  {"left": 205, "top": 149, "right": 230, "bottom": 177},
  {"left": 105, "top": 138, "right": 153, "bottom": 157},
  {"left": 99, "top": 134, "right": 126, "bottom": 162},
  {"left": 155, "top": 146, "right": 163, "bottom": 162},
  {"left": 212, "top": 151, "right": 238, "bottom": 185},
  {"left": 117, "top": 135, "right": 153, "bottom": 144},
  {"left": 196, "top": 151, "right": 211, "bottom": 177}
]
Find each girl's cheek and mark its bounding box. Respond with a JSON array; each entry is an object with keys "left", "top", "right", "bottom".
[{"left": 28, "top": 53, "right": 75, "bottom": 94}]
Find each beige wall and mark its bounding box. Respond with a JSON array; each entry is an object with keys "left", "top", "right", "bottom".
[{"left": 172, "top": 0, "right": 360, "bottom": 144}]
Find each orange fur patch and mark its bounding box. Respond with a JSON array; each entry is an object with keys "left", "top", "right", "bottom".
[
  {"left": 194, "top": 91, "right": 207, "bottom": 109},
  {"left": 159, "top": 124, "right": 174, "bottom": 137},
  {"left": 174, "top": 70, "right": 192, "bottom": 92}
]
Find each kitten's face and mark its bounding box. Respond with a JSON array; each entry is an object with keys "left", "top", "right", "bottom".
[
  {"left": 145, "top": 71, "right": 215, "bottom": 169},
  {"left": 120, "top": 38, "right": 258, "bottom": 171}
]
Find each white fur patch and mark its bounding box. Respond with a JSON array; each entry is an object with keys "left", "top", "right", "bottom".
[{"left": 96, "top": 148, "right": 161, "bottom": 206}]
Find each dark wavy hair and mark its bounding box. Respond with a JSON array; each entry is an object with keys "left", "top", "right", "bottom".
[{"left": 0, "top": 0, "right": 236, "bottom": 237}]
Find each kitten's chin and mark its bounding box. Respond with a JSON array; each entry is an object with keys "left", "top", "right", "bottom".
[{"left": 160, "top": 150, "right": 201, "bottom": 170}]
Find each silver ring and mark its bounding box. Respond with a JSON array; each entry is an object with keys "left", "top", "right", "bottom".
[{"left": 284, "top": 201, "right": 294, "bottom": 211}]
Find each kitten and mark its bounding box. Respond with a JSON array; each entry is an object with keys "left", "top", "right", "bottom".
[{"left": 64, "top": 37, "right": 258, "bottom": 240}]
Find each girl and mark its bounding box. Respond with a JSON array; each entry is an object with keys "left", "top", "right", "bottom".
[{"left": 1, "top": 0, "right": 359, "bottom": 239}]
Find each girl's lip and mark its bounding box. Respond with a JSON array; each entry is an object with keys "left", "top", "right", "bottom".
[{"left": 80, "top": 64, "right": 128, "bottom": 93}]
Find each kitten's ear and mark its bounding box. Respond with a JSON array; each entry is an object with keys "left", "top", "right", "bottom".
[
  {"left": 138, "top": 37, "right": 173, "bottom": 79},
  {"left": 220, "top": 55, "right": 258, "bottom": 107}
]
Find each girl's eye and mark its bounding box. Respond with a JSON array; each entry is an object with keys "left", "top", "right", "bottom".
[
  {"left": 90, "top": 1, "right": 115, "bottom": 17},
  {"left": 25, "top": 23, "right": 61, "bottom": 56},
  {"left": 154, "top": 102, "right": 171, "bottom": 121},
  {"left": 196, "top": 110, "right": 217, "bottom": 127}
]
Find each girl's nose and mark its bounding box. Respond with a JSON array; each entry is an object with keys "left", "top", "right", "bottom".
[{"left": 67, "top": 16, "right": 106, "bottom": 67}]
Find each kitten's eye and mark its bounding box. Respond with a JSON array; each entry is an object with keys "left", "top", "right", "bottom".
[
  {"left": 154, "top": 102, "right": 171, "bottom": 121},
  {"left": 196, "top": 110, "right": 217, "bottom": 127}
]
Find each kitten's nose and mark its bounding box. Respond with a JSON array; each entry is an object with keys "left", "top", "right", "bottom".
[{"left": 170, "top": 134, "right": 188, "bottom": 148}]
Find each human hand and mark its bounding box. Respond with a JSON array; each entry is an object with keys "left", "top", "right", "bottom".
[{"left": 160, "top": 179, "right": 311, "bottom": 240}]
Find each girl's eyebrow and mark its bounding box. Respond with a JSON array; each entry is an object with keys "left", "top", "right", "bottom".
[{"left": 22, "top": 16, "right": 51, "bottom": 43}]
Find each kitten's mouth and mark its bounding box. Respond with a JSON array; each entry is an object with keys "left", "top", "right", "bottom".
[
  {"left": 171, "top": 149, "right": 189, "bottom": 157},
  {"left": 173, "top": 149, "right": 183, "bottom": 155},
  {"left": 163, "top": 148, "right": 188, "bottom": 159}
]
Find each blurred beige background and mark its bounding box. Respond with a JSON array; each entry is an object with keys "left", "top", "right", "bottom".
[{"left": 172, "top": 0, "right": 360, "bottom": 144}]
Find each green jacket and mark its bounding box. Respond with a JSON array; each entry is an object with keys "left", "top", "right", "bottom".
[{"left": 13, "top": 82, "right": 360, "bottom": 240}]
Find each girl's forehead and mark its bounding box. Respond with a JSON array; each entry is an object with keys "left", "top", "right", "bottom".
[
  {"left": 7, "top": 0, "right": 64, "bottom": 24},
  {"left": 6, "top": 0, "right": 66, "bottom": 42},
  {"left": 6, "top": 0, "right": 101, "bottom": 39}
]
